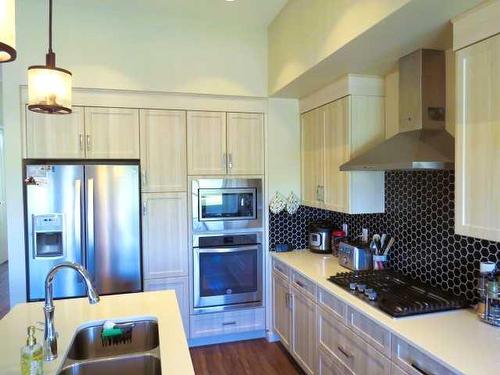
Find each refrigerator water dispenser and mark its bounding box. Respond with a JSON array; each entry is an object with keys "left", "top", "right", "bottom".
[{"left": 33, "top": 214, "right": 65, "bottom": 258}]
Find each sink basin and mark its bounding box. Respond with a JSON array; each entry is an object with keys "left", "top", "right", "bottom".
[
  {"left": 66, "top": 319, "right": 159, "bottom": 360},
  {"left": 59, "top": 354, "right": 161, "bottom": 375}
]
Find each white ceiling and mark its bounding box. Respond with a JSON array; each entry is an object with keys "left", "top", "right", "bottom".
[{"left": 142, "top": 0, "right": 288, "bottom": 28}]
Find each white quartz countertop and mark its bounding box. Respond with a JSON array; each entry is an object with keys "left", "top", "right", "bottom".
[
  {"left": 0, "top": 291, "right": 194, "bottom": 375},
  {"left": 272, "top": 250, "right": 500, "bottom": 375}
]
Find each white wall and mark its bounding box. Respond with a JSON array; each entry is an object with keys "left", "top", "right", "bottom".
[{"left": 2, "top": 0, "right": 301, "bottom": 305}]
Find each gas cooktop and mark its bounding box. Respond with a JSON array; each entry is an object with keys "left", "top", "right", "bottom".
[{"left": 328, "top": 270, "right": 469, "bottom": 317}]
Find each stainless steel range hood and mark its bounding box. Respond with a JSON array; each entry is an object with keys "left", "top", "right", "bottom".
[{"left": 340, "top": 49, "right": 454, "bottom": 171}]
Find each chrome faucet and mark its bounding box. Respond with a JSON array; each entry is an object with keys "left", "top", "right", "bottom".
[{"left": 43, "top": 262, "right": 100, "bottom": 361}]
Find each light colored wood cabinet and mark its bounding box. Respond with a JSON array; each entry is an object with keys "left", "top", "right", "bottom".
[
  {"left": 455, "top": 33, "right": 500, "bottom": 242},
  {"left": 301, "top": 95, "right": 385, "bottom": 214},
  {"left": 140, "top": 109, "right": 187, "bottom": 192},
  {"left": 301, "top": 107, "right": 325, "bottom": 208},
  {"left": 190, "top": 308, "right": 265, "bottom": 339},
  {"left": 226, "top": 112, "right": 264, "bottom": 175},
  {"left": 272, "top": 271, "right": 291, "bottom": 350},
  {"left": 25, "top": 106, "right": 85, "bottom": 159},
  {"left": 318, "top": 307, "right": 390, "bottom": 375},
  {"left": 291, "top": 286, "right": 317, "bottom": 375},
  {"left": 143, "top": 276, "right": 189, "bottom": 337},
  {"left": 318, "top": 347, "right": 353, "bottom": 375},
  {"left": 84, "top": 107, "right": 140, "bottom": 159},
  {"left": 142, "top": 192, "right": 188, "bottom": 279},
  {"left": 187, "top": 111, "right": 227, "bottom": 175}
]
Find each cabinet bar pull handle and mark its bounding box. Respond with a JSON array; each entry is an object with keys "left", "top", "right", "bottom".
[
  {"left": 295, "top": 280, "right": 305, "bottom": 289},
  {"left": 228, "top": 153, "right": 233, "bottom": 169},
  {"left": 337, "top": 346, "right": 353, "bottom": 359},
  {"left": 79, "top": 134, "right": 84, "bottom": 151},
  {"left": 411, "top": 363, "right": 434, "bottom": 375},
  {"left": 222, "top": 153, "right": 227, "bottom": 169},
  {"left": 222, "top": 321, "right": 237, "bottom": 326},
  {"left": 142, "top": 202, "right": 147, "bottom": 217},
  {"left": 86, "top": 135, "right": 91, "bottom": 151},
  {"left": 141, "top": 170, "right": 147, "bottom": 186}
]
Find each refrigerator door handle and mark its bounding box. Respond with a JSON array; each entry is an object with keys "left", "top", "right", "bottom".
[
  {"left": 86, "top": 178, "right": 96, "bottom": 281},
  {"left": 75, "top": 179, "right": 84, "bottom": 270}
]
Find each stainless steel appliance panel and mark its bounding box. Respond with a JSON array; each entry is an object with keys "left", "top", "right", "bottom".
[
  {"left": 191, "top": 178, "right": 263, "bottom": 233},
  {"left": 26, "top": 164, "right": 86, "bottom": 300},
  {"left": 84, "top": 164, "right": 141, "bottom": 295}
]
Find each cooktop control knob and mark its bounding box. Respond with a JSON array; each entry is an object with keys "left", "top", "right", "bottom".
[
  {"left": 349, "top": 282, "right": 357, "bottom": 291},
  {"left": 368, "top": 291, "right": 378, "bottom": 301},
  {"left": 357, "top": 284, "right": 366, "bottom": 293},
  {"left": 364, "top": 288, "right": 373, "bottom": 296}
]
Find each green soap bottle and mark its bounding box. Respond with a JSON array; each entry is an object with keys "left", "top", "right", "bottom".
[{"left": 21, "top": 326, "right": 43, "bottom": 375}]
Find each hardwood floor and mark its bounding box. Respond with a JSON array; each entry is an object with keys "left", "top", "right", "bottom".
[
  {"left": 190, "top": 339, "right": 305, "bottom": 375},
  {"left": 0, "top": 261, "right": 9, "bottom": 319}
]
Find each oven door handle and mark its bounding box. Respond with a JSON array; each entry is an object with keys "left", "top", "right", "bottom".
[{"left": 196, "top": 245, "right": 260, "bottom": 254}]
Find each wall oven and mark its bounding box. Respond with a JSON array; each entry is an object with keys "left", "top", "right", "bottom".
[
  {"left": 191, "top": 178, "right": 263, "bottom": 233},
  {"left": 193, "top": 232, "right": 263, "bottom": 312}
]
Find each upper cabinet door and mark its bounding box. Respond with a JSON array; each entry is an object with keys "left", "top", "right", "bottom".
[
  {"left": 456, "top": 33, "right": 500, "bottom": 242},
  {"left": 324, "top": 98, "right": 349, "bottom": 213},
  {"left": 226, "top": 113, "right": 264, "bottom": 175},
  {"left": 84, "top": 107, "right": 140, "bottom": 159},
  {"left": 187, "top": 111, "right": 227, "bottom": 175},
  {"left": 140, "top": 110, "right": 187, "bottom": 192},
  {"left": 301, "top": 107, "right": 325, "bottom": 208},
  {"left": 26, "top": 106, "right": 85, "bottom": 159}
]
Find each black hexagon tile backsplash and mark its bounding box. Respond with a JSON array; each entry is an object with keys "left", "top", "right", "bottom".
[{"left": 269, "top": 171, "right": 500, "bottom": 303}]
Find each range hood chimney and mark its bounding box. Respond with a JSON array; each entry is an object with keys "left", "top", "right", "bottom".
[{"left": 340, "top": 49, "right": 454, "bottom": 171}]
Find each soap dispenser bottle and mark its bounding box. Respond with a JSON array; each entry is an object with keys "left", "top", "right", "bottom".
[{"left": 21, "top": 326, "right": 43, "bottom": 375}]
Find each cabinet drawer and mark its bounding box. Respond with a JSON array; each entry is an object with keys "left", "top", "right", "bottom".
[
  {"left": 291, "top": 271, "right": 317, "bottom": 301},
  {"left": 347, "top": 306, "right": 391, "bottom": 358},
  {"left": 318, "top": 347, "right": 353, "bottom": 375},
  {"left": 318, "top": 307, "right": 390, "bottom": 375},
  {"left": 190, "top": 308, "right": 265, "bottom": 338},
  {"left": 392, "top": 336, "right": 458, "bottom": 375},
  {"left": 272, "top": 258, "right": 290, "bottom": 280},
  {"left": 391, "top": 363, "right": 410, "bottom": 375},
  {"left": 318, "top": 287, "right": 346, "bottom": 323}
]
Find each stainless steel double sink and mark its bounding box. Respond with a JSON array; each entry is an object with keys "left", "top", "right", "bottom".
[{"left": 58, "top": 319, "right": 161, "bottom": 375}]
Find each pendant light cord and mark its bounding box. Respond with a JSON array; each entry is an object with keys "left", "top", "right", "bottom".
[{"left": 48, "top": 0, "right": 53, "bottom": 53}]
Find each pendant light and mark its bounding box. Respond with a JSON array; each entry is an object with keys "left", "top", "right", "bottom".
[
  {"left": 0, "top": 0, "right": 16, "bottom": 63},
  {"left": 28, "top": 0, "right": 72, "bottom": 114}
]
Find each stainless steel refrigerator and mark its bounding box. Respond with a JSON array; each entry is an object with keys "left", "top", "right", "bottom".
[{"left": 24, "top": 162, "right": 142, "bottom": 301}]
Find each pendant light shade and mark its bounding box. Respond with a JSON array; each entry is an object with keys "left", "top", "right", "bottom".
[
  {"left": 0, "top": 0, "right": 16, "bottom": 63},
  {"left": 28, "top": 0, "right": 72, "bottom": 114}
]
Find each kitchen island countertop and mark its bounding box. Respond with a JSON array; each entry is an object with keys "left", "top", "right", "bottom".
[{"left": 0, "top": 291, "right": 194, "bottom": 375}]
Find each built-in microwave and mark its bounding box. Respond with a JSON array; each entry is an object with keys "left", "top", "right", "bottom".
[{"left": 191, "top": 178, "right": 263, "bottom": 233}]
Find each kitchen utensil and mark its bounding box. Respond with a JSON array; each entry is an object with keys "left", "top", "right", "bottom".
[
  {"left": 383, "top": 238, "right": 395, "bottom": 256},
  {"left": 380, "top": 234, "right": 387, "bottom": 250},
  {"left": 373, "top": 255, "right": 388, "bottom": 270}
]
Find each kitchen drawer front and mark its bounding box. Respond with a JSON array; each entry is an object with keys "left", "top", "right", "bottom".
[
  {"left": 318, "top": 347, "right": 353, "bottom": 375},
  {"left": 391, "top": 363, "right": 411, "bottom": 375},
  {"left": 318, "top": 287, "right": 347, "bottom": 323},
  {"left": 318, "top": 307, "right": 391, "bottom": 375},
  {"left": 272, "top": 258, "right": 290, "bottom": 280},
  {"left": 392, "top": 336, "right": 458, "bottom": 375},
  {"left": 190, "top": 308, "right": 265, "bottom": 338},
  {"left": 291, "top": 270, "right": 317, "bottom": 301},
  {"left": 347, "top": 306, "right": 391, "bottom": 358}
]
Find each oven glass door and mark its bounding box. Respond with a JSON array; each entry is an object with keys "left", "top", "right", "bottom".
[
  {"left": 198, "top": 188, "right": 257, "bottom": 221},
  {"left": 194, "top": 245, "right": 262, "bottom": 309}
]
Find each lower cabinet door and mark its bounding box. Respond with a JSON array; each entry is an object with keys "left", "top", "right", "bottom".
[
  {"left": 272, "top": 272, "right": 291, "bottom": 349},
  {"left": 291, "top": 286, "right": 317, "bottom": 375},
  {"left": 318, "top": 348, "right": 353, "bottom": 375},
  {"left": 144, "top": 277, "right": 189, "bottom": 337}
]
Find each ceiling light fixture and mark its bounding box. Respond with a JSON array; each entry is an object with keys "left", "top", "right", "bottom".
[
  {"left": 0, "top": 0, "right": 16, "bottom": 63},
  {"left": 28, "top": 0, "right": 72, "bottom": 114}
]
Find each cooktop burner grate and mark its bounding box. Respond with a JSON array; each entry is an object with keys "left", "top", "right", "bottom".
[{"left": 328, "top": 270, "right": 469, "bottom": 317}]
